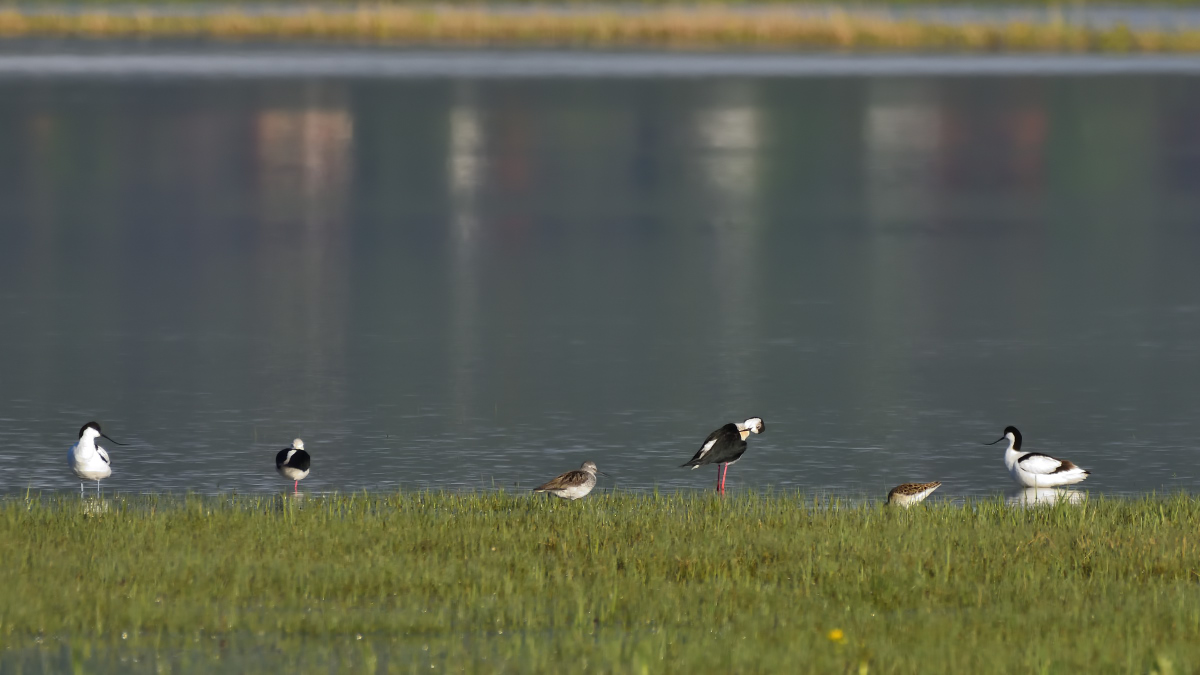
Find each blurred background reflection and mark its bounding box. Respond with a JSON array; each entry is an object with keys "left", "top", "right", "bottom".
[{"left": 1, "top": 73, "right": 1199, "bottom": 496}]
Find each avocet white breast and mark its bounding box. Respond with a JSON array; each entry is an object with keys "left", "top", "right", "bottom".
[
  {"left": 986, "top": 426, "right": 1090, "bottom": 488},
  {"left": 532, "top": 461, "right": 608, "bottom": 500},
  {"left": 680, "top": 417, "right": 765, "bottom": 495},
  {"left": 68, "top": 421, "right": 127, "bottom": 496},
  {"left": 276, "top": 438, "right": 311, "bottom": 492}
]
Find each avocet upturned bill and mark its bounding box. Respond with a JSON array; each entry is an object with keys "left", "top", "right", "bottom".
[
  {"left": 886, "top": 481, "right": 941, "bottom": 507},
  {"left": 986, "top": 426, "right": 1090, "bottom": 488},
  {"left": 69, "top": 421, "right": 127, "bottom": 496},
  {"left": 533, "top": 461, "right": 607, "bottom": 500},
  {"left": 680, "top": 417, "right": 765, "bottom": 494},
  {"left": 276, "top": 439, "right": 311, "bottom": 492}
]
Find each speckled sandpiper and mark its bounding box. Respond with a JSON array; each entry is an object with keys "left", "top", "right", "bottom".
[
  {"left": 533, "top": 461, "right": 607, "bottom": 500},
  {"left": 886, "top": 482, "right": 942, "bottom": 507}
]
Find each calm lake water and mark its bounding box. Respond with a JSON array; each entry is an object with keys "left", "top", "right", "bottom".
[{"left": 2, "top": 48, "right": 1199, "bottom": 497}]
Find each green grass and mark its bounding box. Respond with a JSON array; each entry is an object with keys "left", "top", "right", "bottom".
[
  {"left": 4, "top": 7, "right": 1200, "bottom": 51},
  {"left": 2, "top": 492, "right": 1199, "bottom": 673},
  {"left": 4, "top": 6, "right": 1200, "bottom": 51},
  {"left": 8, "top": 0, "right": 1200, "bottom": 7}
]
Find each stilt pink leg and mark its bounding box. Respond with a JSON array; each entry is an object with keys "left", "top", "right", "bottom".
[{"left": 294, "top": 480, "right": 299, "bottom": 492}]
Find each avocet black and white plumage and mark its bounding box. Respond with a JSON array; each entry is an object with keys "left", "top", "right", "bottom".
[
  {"left": 276, "top": 438, "right": 311, "bottom": 492},
  {"left": 886, "top": 482, "right": 941, "bottom": 507},
  {"left": 68, "top": 421, "right": 127, "bottom": 496},
  {"left": 680, "top": 417, "right": 765, "bottom": 494},
  {"left": 533, "top": 461, "right": 607, "bottom": 500},
  {"left": 986, "top": 426, "right": 1090, "bottom": 488}
]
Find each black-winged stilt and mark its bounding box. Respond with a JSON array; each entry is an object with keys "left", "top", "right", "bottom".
[
  {"left": 276, "top": 438, "right": 311, "bottom": 492},
  {"left": 986, "top": 426, "right": 1090, "bottom": 488},
  {"left": 68, "top": 421, "right": 127, "bottom": 496},
  {"left": 680, "top": 417, "right": 765, "bottom": 494},
  {"left": 533, "top": 461, "right": 607, "bottom": 500},
  {"left": 886, "top": 482, "right": 941, "bottom": 507}
]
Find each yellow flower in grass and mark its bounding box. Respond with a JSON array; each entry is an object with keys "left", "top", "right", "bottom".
[{"left": 827, "top": 628, "right": 846, "bottom": 644}]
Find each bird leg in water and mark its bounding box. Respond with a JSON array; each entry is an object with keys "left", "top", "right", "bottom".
[{"left": 294, "top": 480, "right": 299, "bottom": 493}]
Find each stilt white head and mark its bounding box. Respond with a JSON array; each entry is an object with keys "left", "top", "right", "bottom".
[{"left": 740, "top": 418, "right": 765, "bottom": 435}]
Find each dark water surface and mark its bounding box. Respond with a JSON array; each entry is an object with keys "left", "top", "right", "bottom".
[{"left": 2, "top": 49, "right": 1199, "bottom": 497}]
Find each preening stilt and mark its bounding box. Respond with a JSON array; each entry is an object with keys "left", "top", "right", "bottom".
[
  {"left": 680, "top": 417, "right": 765, "bottom": 494},
  {"left": 276, "top": 438, "right": 311, "bottom": 492}
]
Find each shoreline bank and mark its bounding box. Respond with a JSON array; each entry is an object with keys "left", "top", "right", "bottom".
[
  {"left": 4, "top": 6, "right": 1200, "bottom": 51},
  {"left": 2, "top": 492, "right": 1198, "bottom": 672}
]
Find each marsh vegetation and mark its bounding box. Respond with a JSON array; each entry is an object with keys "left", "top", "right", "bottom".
[
  {"left": 3, "top": 8, "right": 1200, "bottom": 51},
  {"left": 2, "top": 492, "right": 1198, "bottom": 672}
]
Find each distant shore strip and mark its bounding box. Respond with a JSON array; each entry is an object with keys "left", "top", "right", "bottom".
[{"left": 4, "top": 7, "right": 1200, "bottom": 51}]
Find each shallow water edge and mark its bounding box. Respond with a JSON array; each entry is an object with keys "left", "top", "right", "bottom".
[{"left": 5, "top": 48, "right": 1200, "bottom": 78}]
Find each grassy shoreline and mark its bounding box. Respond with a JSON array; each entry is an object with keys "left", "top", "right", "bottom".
[
  {"left": 2, "top": 492, "right": 1199, "bottom": 672},
  {"left": 10, "top": 0, "right": 1200, "bottom": 6},
  {"left": 2, "top": 7, "right": 1200, "bottom": 51}
]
